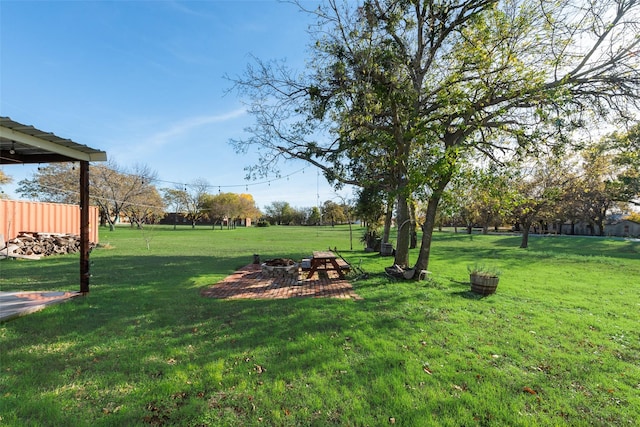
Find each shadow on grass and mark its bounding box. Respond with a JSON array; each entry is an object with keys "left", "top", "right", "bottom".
[
  {"left": 490, "top": 234, "right": 640, "bottom": 260},
  {"left": 3, "top": 231, "right": 639, "bottom": 425},
  {"left": 451, "top": 290, "right": 494, "bottom": 299},
  {"left": 2, "top": 251, "right": 425, "bottom": 424},
  {"left": 432, "top": 231, "right": 639, "bottom": 256}
]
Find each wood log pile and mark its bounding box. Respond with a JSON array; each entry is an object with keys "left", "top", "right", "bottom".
[{"left": 1, "top": 232, "right": 88, "bottom": 260}]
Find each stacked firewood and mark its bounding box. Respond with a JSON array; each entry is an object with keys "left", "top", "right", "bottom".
[{"left": 2, "top": 232, "right": 85, "bottom": 258}]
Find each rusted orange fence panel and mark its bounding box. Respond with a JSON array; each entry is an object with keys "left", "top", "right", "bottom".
[{"left": 0, "top": 199, "right": 99, "bottom": 243}]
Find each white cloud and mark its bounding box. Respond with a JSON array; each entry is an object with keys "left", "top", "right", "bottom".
[{"left": 146, "top": 109, "right": 246, "bottom": 147}]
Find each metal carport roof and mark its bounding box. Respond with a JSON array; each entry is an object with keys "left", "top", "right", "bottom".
[
  {"left": 0, "top": 116, "right": 107, "bottom": 163},
  {"left": 1, "top": 116, "right": 107, "bottom": 293}
]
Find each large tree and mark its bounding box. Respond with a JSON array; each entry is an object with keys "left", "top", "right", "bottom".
[
  {"left": 231, "top": 0, "right": 640, "bottom": 275},
  {"left": 17, "top": 163, "right": 78, "bottom": 204},
  {"left": 509, "top": 156, "right": 574, "bottom": 247},
  {"left": 237, "top": 193, "right": 262, "bottom": 225},
  {"left": 458, "top": 167, "right": 512, "bottom": 234},
  {"left": 322, "top": 200, "right": 347, "bottom": 226},
  {"left": 575, "top": 138, "right": 639, "bottom": 235},
  {"left": 263, "top": 201, "right": 296, "bottom": 225},
  {"left": 205, "top": 192, "right": 261, "bottom": 229},
  {"left": 16, "top": 161, "right": 158, "bottom": 231},
  {"left": 601, "top": 122, "right": 640, "bottom": 208},
  {"left": 183, "top": 179, "right": 210, "bottom": 229},
  {"left": 124, "top": 187, "right": 165, "bottom": 229},
  {"left": 161, "top": 187, "right": 189, "bottom": 229},
  {"left": 91, "top": 162, "right": 158, "bottom": 231}
]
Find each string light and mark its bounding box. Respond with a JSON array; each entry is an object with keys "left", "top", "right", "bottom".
[
  {"left": 142, "top": 166, "right": 309, "bottom": 193},
  {"left": 30, "top": 163, "right": 333, "bottom": 217}
]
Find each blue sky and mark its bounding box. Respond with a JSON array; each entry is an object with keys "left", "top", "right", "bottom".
[{"left": 1, "top": 0, "right": 353, "bottom": 209}]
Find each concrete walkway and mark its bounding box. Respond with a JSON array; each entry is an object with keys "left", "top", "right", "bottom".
[{"left": 0, "top": 291, "right": 81, "bottom": 322}]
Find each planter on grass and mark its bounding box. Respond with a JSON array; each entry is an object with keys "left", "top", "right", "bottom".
[
  {"left": 468, "top": 263, "right": 501, "bottom": 295},
  {"left": 469, "top": 273, "right": 500, "bottom": 295}
]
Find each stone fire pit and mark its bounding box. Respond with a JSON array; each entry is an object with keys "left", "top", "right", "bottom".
[{"left": 261, "top": 258, "right": 299, "bottom": 279}]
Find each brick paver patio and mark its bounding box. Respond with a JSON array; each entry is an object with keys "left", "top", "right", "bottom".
[{"left": 200, "top": 264, "right": 362, "bottom": 300}]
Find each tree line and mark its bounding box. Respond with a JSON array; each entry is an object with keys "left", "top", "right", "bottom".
[
  {"left": 6, "top": 160, "right": 358, "bottom": 230},
  {"left": 435, "top": 125, "right": 640, "bottom": 248},
  {"left": 10, "top": 161, "right": 262, "bottom": 231},
  {"left": 261, "top": 200, "right": 351, "bottom": 226}
]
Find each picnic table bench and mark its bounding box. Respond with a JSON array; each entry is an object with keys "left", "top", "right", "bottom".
[{"left": 306, "top": 250, "right": 350, "bottom": 279}]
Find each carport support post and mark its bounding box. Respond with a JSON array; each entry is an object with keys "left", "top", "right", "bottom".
[{"left": 80, "top": 160, "right": 90, "bottom": 294}]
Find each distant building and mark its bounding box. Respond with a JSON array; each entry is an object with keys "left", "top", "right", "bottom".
[
  {"left": 605, "top": 219, "right": 640, "bottom": 238},
  {"left": 159, "top": 213, "right": 252, "bottom": 227}
]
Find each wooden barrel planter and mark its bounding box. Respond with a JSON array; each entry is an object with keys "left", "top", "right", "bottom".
[
  {"left": 380, "top": 242, "right": 394, "bottom": 256},
  {"left": 469, "top": 274, "right": 499, "bottom": 295}
]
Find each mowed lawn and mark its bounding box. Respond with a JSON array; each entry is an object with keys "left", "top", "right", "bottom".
[{"left": 1, "top": 225, "right": 638, "bottom": 426}]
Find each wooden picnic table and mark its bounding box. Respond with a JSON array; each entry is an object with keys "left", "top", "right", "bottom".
[{"left": 306, "top": 251, "right": 347, "bottom": 279}]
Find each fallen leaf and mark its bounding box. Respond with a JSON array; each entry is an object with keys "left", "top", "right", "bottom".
[
  {"left": 423, "top": 366, "right": 433, "bottom": 375},
  {"left": 523, "top": 386, "right": 537, "bottom": 395}
]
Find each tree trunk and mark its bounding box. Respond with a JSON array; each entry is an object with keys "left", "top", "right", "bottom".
[
  {"left": 409, "top": 200, "right": 417, "bottom": 249},
  {"left": 413, "top": 194, "right": 440, "bottom": 273},
  {"left": 394, "top": 194, "right": 411, "bottom": 267},
  {"left": 596, "top": 210, "right": 606, "bottom": 236},
  {"left": 382, "top": 201, "right": 393, "bottom": 244},
  {"left": 520, "top": 221, "right": 532, "bottom": 248}
]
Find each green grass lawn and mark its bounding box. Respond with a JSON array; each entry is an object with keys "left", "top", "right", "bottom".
[{"left": 1, "top": 225, "right": 639, "bottom": 426}]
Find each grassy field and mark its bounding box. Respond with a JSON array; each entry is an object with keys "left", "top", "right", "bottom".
[{"left": 1, "top": 225, "right": 639, "bottom": 426}]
